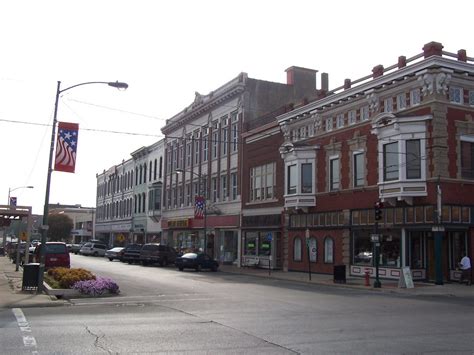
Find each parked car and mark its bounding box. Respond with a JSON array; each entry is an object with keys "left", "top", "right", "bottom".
[
  {"left": 175, "top": 253, "right": 219, "bottom": 272},
  {"left": 33, "top": 242, "right": 70, "bottom": 269},
  {"left": 79, "top": 242, "right": 107, "bottom": 256},
  {"left": 70, "top": 243, "right": 84, "bottom": 255},
  {"left": 105, "top": 247, "right": 124, "bottom": 261},
  {"left": 139, "top": 243, "right": 177, "bottom": 266},
  {"left": 121, "top": 243, "right": 143, "bottom": 264}
]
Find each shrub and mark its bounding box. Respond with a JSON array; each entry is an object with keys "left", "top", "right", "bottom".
[
  {"left": 46, "top": 267, "right": 96, "bottom": 289},
  {"left": 72, "top": 277, "right": 120, "bottom": 296}
]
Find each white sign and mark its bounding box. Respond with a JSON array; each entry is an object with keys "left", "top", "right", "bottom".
[{"left": 398, "top": 266, "right": 414, "bottom": 289}]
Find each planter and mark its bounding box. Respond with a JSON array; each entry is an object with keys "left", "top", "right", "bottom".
[{"left": 43, "top": 282, "right": 116, "bottom": 298}]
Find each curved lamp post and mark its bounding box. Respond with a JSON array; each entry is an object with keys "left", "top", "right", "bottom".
[
  {"left": 175, "top": 168, "right": 207, "bottom": 254},
  {"left": 7, "top": 185, "right": 34, "bottom": 205},
  {"left": 37, "top": 80, "right": 128, "bottom": 293}
]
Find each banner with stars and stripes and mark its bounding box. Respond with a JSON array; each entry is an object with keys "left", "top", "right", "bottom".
[
  {"left": 54, "top": 122, "right": 79, "bottom": 173},
  {"left": 194, "top": 195, "right": 205, "bottom": 219}
]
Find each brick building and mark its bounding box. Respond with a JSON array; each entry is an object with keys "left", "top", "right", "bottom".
[{"left": 272, "top": 41, "right": 474, "bottom": 283}]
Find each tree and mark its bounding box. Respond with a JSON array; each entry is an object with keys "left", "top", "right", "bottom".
[{"left": 47, "top": 214, "right": 73, "bottom": 242}]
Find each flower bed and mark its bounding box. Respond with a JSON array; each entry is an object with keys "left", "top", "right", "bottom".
[{"left": 44, "top": 267, "right": 120, "bottom": 298}]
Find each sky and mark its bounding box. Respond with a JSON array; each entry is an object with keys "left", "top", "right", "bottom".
[{"left": 1, "top": 0, "right": 472, "bottom": 215}]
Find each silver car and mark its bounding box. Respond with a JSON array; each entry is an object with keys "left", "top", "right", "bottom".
[{"left": 79, "top": 242, "right": 107, "bottom": 257}]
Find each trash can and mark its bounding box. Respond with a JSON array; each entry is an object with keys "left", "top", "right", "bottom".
[
  {"left": 333, "top": 265, "right": 346, "bottom": 284},
  {"left": 22, "top": 263, "right": 40, "bottom": 291}
]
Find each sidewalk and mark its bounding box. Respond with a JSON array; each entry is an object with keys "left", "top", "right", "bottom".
[
  {"left": 0, "top": 256, "right": 67, "bottom": 308},
  {"left": 219, "top": 264, "right": 474, "bottom": 297},
  {"left": 1, "top": 256, "right": 472, "bottom": 309}
]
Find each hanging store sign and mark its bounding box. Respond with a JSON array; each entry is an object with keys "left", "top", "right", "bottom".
[{"left": 168, "top": 218, "right": 191, "bottom": 228}]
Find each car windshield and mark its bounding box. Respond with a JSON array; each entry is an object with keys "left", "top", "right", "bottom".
[
  {"left": 45, "top": 244, "right": 67, "bottom": 253},
  {"left": 182, "top": 253, "right": 197, "bottom": 259},
  {"left": 127, "top": 244, "right": 142, "bottom": 250}
]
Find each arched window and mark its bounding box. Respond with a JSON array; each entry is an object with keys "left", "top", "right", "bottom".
[
  {"left": 309, "top": 237, "right": 317, "bottom": 263},
  {"left": 293, "top": 236, "right": 302, "bottom": 261},
  {"left": 142, "top": 192, "right": 146, "bottom": 212},
  {"left": 324, "top": 236, "right": 334, "bottom": 263}
]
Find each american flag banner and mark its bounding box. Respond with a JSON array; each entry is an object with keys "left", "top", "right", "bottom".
[
  {"left": 194, "top": 195, "right": 205, "bottom": 219},
  {"left": 54, "top": 122, "right": 79, "bottom": 173}
]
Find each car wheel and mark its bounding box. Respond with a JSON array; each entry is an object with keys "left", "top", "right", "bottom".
[
  {"left": 109, "top": 258, "right": 113, "bottom": 261},
  {"left": 211, "top": 265, "right": 218, "bottom": 272},
  {"left": 178, "top": 267, "right": 184, "bottom": 271},
  {"left": 196, "top": 264, "right": 202, "bottom": 272},
  {"left": 127, "top": 261, "right": 132, "bottom": 264},
  {"left": 161, "top": 258, "right": 168, "bottom": 267},
  {"left": 93, "top": 252, "right": 98, "bottom": 257},
  {"left": 142, "top": 261, "right": 148, "bottom": 266}
]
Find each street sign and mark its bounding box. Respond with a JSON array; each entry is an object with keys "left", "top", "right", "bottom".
[{"left": 20, "top": 232, "right": 27, "bottom": 241}]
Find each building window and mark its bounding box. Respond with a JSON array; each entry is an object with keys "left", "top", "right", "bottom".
[
  {"left": 384, "top": 98, "right": 393, "bottom": 112},
  {"left": 202, "top": 136, "right": 208, "bottom": 162},
  {"left": 324, "top": 237, "right": 334, "bottom": 263},
  {"left": 194, "top": 140, "right": 200, "bottom": 164},
  {"left": 410, "top": 88, "right": 421, "bottom": 106},
  {"left": 221, "top": 175, "right": 227, "bottom": 201},
  {"left": 469, "top": 91, "right": 474, "bottom": 106},
  {"left": 329, "top": 157, "right": 340, "bottom": 191},
  {"left": 232, "top": 123, "right": 238, "bottom": 153},
  {"left": 211, "top": 177, "right": 217, "bottom": 203},
  {"left": 250, "top": 163, "right": 276, "bottom": 202},
  {"left": 397, "top": 93, "right": 407, "bottom": 110},
  {"left": 406, "top": 139, "right": 421, "bottom": 179},
  {"left": 293, "top": 237, "right": 302, "bottom": 261},
  {"left": 383, "top": 142, "right": 399, "bottom": 181},
  {"left": 212, "top": 131, "right": 218, "bottom": 159},
  {"left": 325, "top": 117, "right": 333, "bottom": 131},
  {"left": 336, "top": 114, "right": 344, "bottom": 128},
  {"left": 461, "top": 139, "right": 474, "bottom": 179},
  {"left": 309, "top": 238, "right": 317, "bottom": 263},
  {"left": 154, "top": 159, "right": 157, "bottom": 180},
  {"left": 361, "top": 106, "right": 369, "bottom": 121},
  {"left": 449, "top": 86, "right": 463, "bottom": 104},
  {"left": 348, "top": 110, "right": 356, "bottom": 125},
  {"left": 186, "top": 140, "right": 192, "bottom": 167},
  {"left": 287, "top": 164, "right": 297, "bottom": 194},
  {"left": 231, "top": 172, "right": 238, "bottom": 200},
  {"left": 301, "top": 163, "right": 312, "bottom": 193},
  {"left": 353, "top": 152, "right": 364, "bottom": 187},
  {"left": 186, "top": 184, "right": 191, "bottom": 206},
  {"left": 221, "top": 127, "right": 228, "bottom": 156}
]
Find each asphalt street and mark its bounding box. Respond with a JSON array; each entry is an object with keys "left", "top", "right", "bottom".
[{"left": 1, "top": 254, "right": 473, "bottom": 354}]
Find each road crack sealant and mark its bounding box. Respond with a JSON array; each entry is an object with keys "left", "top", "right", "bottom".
[{"left": 85, "top": 325, "right": 114, "bottom": 354}]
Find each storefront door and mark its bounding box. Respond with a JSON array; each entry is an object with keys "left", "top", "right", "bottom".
[{"left": 426, "top": 235, "right": 448, "bottom": 281}]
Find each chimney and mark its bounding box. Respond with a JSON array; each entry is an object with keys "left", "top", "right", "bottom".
[
  {"left": 321, "top": 72, "right": 329, "bottom": 92},
  {"left": 285, "top": 66, "right": 319, "bottom": 98},
  {"left": 372, "top": 65, "right": 384, "bottom": 78},
  {"left": 398, "top": 56, "right": 407, "bottom": 68},
  {"left": 344, "top": 79, "right": 351, "bottom": 90}
]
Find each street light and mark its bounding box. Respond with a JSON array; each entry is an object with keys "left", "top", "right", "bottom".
[
  {"left": 37, "top": 80, "right": 128, "bottom": 293},
  {"left": 7, "top": 186, "right": 34, "bottom": 205},
  {"left": 175, "top": 168, "right": 207, "bottom": 254}
]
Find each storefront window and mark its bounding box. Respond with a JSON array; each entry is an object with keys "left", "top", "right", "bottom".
[
  {"left": 450, "top": 231, "right": 467, "bottom": 269},
  {"left": 408, "top": 231, "right": 424, "bottom": 269},
  {"left": 324, "top": 236, "right": 334, "bottom": 263},
  {"left": 353, "top": 232, "right": 372, "bottom": 266},
  {"left": 379, "top": 233, "right": 401, "bottom": 267},
  {"left": 294, "top": 237, "right": 302, "bottom": 261},
  {"left": 259, "top": 233, "right": 272, "bottom": 256},
  {"left": 244, "top": 232, "right": 257, "bottom": 256}
]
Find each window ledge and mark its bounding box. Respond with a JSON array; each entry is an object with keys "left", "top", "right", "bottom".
[
  {"left": 284, "top": 193, "right": 316, "bottom": 209},
  {"left": 379, "top": 180, "right": 427, "bottom": 200},
  {"left": 246, "top": 199, "right": 279, "bottom": 206}
]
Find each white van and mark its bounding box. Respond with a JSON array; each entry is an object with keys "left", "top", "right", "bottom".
[{"left": 79, "top": 242, "right": 107, "bottom": 256}]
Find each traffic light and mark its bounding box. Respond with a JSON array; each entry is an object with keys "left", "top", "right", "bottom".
[{"left": 374, "top": 201, "right": 384, "bottom": 221}]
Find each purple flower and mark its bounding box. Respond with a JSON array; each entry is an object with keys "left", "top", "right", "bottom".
[{"left": 72, "top": 277, "right": 120, "bottom": 296}]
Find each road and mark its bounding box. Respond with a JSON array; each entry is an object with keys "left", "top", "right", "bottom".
[{"left": 1, "top": 254, "right": 473, "bottom": 354}]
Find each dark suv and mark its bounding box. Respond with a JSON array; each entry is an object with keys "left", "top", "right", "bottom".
[
  {"left": 139, "top": 243, "right": 177, "bottom": 266},
  {"left": 121, "top": 244, "right": 143, "bottom": 264}
]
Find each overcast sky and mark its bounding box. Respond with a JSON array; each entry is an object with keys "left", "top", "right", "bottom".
[{"left": 1, "top": 0, "right": 472, "bottom": 215}]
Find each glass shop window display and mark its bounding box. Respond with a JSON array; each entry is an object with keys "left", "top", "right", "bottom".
[{"left": 379, "top": 233, "right": 401, "bottom": 267}]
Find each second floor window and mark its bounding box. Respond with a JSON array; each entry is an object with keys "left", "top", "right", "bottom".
[
  {"left": 221, "top": 175, "right": 227, "bottom": 201},
  {"left": 301, "top": 163, "right": 312, "bottom": 193},
  {"left": 461, "top": 139, "right": 474, "bottom": 179},
  {"left": 250, "top": 163, "right": 276, "bottom": 202},
  {"left": 287, "top": 164, "right": 297, "bottom": 194},
  {"left": 406, "top": 140, "right": 421, "bottom": 179},
  {"left": 354, "top": 152, "right": 365, "bottom": 187},
  {"left": 232, "top": 123, "right": 238, "bottom": 152},
  {"left": 330, "top": 157, "right": 340, "bottom": 191},
  {"left": 231, "top": 172, "right": 238, "bottom": 200},
  {"left": 383, "top": 142, "right": 399, "bottom": 181},
  {"left": 212, "top": 131, "right": 218, "bottom": 159}
]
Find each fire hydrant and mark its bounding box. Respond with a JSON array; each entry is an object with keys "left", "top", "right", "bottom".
[{"left": 364, "top": 271, "right": 370, "bottom": 286}]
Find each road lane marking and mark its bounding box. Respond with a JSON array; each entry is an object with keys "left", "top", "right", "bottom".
[{"left": 12, "top": 308, "right": 38, "bottom": 353}]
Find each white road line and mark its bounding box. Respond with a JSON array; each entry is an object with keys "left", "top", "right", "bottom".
[{"left": 12, "top": 308, "right": 38, "bottom": 353}]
